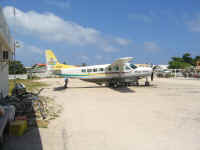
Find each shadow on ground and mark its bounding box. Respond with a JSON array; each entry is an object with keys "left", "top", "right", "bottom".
[
  {"left": 53, "top": 86, "right": 66, "bottom": 91},
  {"left": 133, "top": 84, "right": 158, "bottom": 88},
  {"left": 2, "top": 110, "right": 43, "bottom": 150},
  {"left": 53, "top": 85, "right": 105, "bottom": 91},
  {"left": 109, "top": 87, "right": 135, "bottom": 93},
  {"left": 54, "top": 85, "right": 137, "bottom": 93}
]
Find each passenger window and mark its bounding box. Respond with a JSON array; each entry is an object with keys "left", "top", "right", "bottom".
[
  {"left": 100, "top": 68, "right": 104, "bottom": 72},
  {"left": 108, "top": 67, "right": 112, "bottom": 71},
  {"left": 81, "top": 69, "right": 86, "bottom": 72},
  {"left": 87, "top": 69, "right": 92, "bottom": 72},
  {"left": 93, "top": 68, "right": 97, "bottom": 72},
  {"left": 115, "top": 66, "right": 119, "bottom": 71}
]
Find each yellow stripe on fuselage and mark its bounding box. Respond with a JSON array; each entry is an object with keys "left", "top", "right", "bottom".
[
  {"left": 54, "top": 64, "right": 77, "bottom": 69},
  {"left": 46, "top": 49, "right": 77, "bottom": 70}
]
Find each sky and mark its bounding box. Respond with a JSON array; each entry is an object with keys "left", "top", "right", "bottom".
[{"left": 1, "top": 0, "right": 200, "bottom": 66}]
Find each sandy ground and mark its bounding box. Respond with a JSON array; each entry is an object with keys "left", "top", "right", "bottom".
[{"left": 4, "top": 78, "right": 200, "bottom": 150}]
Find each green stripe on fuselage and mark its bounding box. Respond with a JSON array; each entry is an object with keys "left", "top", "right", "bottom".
[{"left": 57, "top": 74, "right": 88, "bottom": 77}]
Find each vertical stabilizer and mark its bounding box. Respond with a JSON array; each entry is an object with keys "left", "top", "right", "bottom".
[
  {"left": 45, "top": 49, "right": 77, "bottom": 71},
  {"left": 45, "top": 49, "right": 60, "bottom": 71}
]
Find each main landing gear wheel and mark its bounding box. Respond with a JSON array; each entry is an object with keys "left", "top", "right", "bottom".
[
  {"left": 64, "top": 78, "right": 68, "bottom": 88},
  {"left": 113, "top": 83, "right": 118, "bottom": 88},
  {"left": 145, "top": 76, "right": 150, "bottom": 86},
  {"left": 108, "top": 82, "right": 119, "bottom": 88},
  {"left": 108, "top": 82, "right": 113, "bottom": 87},
  {"left": 145, "top": 81, "right": 150, "bottom": 86},
  {"left": 123, "top": 83, "right": 129, "bottom": 87}
]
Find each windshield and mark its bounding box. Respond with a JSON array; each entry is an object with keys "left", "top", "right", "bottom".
[{"left": 130, "top": 64, "right": 137, "bottom": 69}]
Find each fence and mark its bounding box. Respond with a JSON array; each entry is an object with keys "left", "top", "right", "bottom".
[
  {"left": 9, "top": 72, "right": 56, "bottom": 80},
  {"left": 9, "top": 74, "right": 28, "bottom": 80}
]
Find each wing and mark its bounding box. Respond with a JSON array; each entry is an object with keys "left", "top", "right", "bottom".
[{"left": 110, "top": 57, "right": 134, "bottom": 66}]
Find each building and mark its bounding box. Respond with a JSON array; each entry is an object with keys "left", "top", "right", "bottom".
[
  {"left": 0, "top": 6, "right": 14, "bottom": 98},
  {"left": 135, "top": 64, "right": 151, "bottom": 68},
  {"left": 155, "top": 65, "right": 169, "bottom": 70},
  {"left": 31, "top": 64, "right": 47, "bottom": 73},
  {"left": 196, "top": 60, "right": 200, "bottom": 71}
]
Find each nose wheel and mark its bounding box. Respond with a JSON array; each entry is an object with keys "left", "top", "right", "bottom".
[
  {"left": 64, "top": 78, "right": 68, "bottom": 88},
  {"left": 136, "top": 80, "right": 139, "bottom": 86},
  {"left": 113, "top": 83, "right": 119, "bottom": 88},
  {"left": 145, "top": 81, "right": 150, "bottom": 86}
]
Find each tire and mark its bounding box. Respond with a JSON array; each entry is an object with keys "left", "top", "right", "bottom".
[
  {"left": 33, "top": 100, "right": 46, "bottom": 119},
  {"left": 0, "top": 136, "right": 4, "bottom": 149},
  {"left": 113, "top": 83, "right": 118, "bottom": 88},
  {"left": 145, "top": 81, "right": 150, "bottom": 86},
  {"left": 9, "top": 101, "right": 25, "bottom": 114},
  {"left": 108, "top": 83, "right": 114, "bottom": 87},
  {"left": 22, "top": 96, "right": 37, "bottom": 113}
]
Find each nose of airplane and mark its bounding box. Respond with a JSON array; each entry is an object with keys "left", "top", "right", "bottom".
[
  {"left": 144, "top": 67, "right": 153, "bottom": 74},
  {"left": 148, "top": 67, "right": 153, "bottom": 73}
]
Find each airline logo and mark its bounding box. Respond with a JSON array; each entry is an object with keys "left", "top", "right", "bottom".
[{"left": 48, "top": 58, "right": 57, "bottom": 65}]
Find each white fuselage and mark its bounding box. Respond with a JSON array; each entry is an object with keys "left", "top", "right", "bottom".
[{"left": 56, "top": 63, "right": 152, "bottom": 83}]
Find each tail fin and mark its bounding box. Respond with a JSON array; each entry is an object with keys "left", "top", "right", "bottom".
[
  {"left": 45, "top": 49, "right": 77, "bottom": 71},
  {"left": 45, "top": 50, "right": 59, "bottom": 65},
  {"left": 45, "top": 49, "right": 60, "bottom": 71}
]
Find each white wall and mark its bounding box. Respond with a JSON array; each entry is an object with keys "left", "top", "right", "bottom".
[
  {"left": 9, "top": 74, "right": 28, "bottom": 80},
  {"left": 0, "top": 63, "right": 8, "bottom": 98}
]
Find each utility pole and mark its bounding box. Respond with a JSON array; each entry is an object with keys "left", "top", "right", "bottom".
[{"left": 13, "top": 6, "right": 16, "bottom": 83}]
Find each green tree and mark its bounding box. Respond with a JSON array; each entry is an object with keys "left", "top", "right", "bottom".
[
  {"left": 82, "top": 62, "right": 87, "bottom": 66},
  {"left": 171, "top": 57, "right": 183, "bottom": 62},
  {"left": 9, "top": 60, "right": 27, "bottom": 74},
  {"left": 182, "top": 53, "right": 193, "bottom": 65},
  {"left": 168, "top": 61, "right": 191, "bottom": 69},
  {"left": 167, "top": 52, "right": 200, "bottom": 69}
]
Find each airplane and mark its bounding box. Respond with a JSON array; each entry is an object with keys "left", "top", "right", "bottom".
[{"left": 45, "top": 50, "right": 154, "bottom": 88}]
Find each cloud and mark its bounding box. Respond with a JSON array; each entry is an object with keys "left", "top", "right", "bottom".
[
  {"left": 187, "top": 14, "right": 200, "bottom": 32},
  {"left": 3, "top": 6, "right": 130, "bottom": 53},
  {"left": 80, "top": 55, "right": 89, "bottom": 61},
  {"left": 128, "top": 13, "right": 152, "bottom": 23},
  {"left": 45, "top": 0, "right": 70, "bottom": 9},
  {"left": 95, "top": 55, "right": 103, "bottom": 60},
  {"left": 144, "top": 42, "right": 160, "bottom": 52},
  {"left": 16, "top": 43, "right": 44, "bottom": 65},
  {"left": 28, "top": 45, "right": 43, "bottom": 55},
  {"left": 115, "top": 37, "right": 131, "bottom": 46},
  {"left": 100, "top": 44, "right": 117, "bottom": 52},
  {"left": 16, "top": 42, "right": 43, "bottom": 55}
]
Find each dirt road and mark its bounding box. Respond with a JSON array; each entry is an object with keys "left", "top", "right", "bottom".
[{"left": 4, "top": 78, "right": 200, "bottom": 150}]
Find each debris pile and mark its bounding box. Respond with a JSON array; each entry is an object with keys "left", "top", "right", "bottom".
[
  {"left": 31, "top": 96, "right": 62, "bottom": 121},
  {"left": 18, "top": 96, "right": 62, "bottom": 128},
  {"left": 27, "top": 96, "right": 63, "bottom": 128},
  {"left": 1, "top": 83, "right": 62, "bottom": 128}
]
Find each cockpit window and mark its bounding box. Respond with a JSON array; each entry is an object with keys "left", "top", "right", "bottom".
[
  {"left": 125, "top": 66, "right": 131, "bottom": 70},
  {"left": 130, "top": 64, "right": 137, "bottom": 69}
]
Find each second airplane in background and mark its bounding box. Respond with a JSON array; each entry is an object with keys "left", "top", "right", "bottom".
[{"left": 45, "top": 50, "right": 153, "bottom": 88}]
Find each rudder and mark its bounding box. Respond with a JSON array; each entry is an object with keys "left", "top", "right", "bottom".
[{"left": 45, "top": 49, "right": 60, "bottom": 70}]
